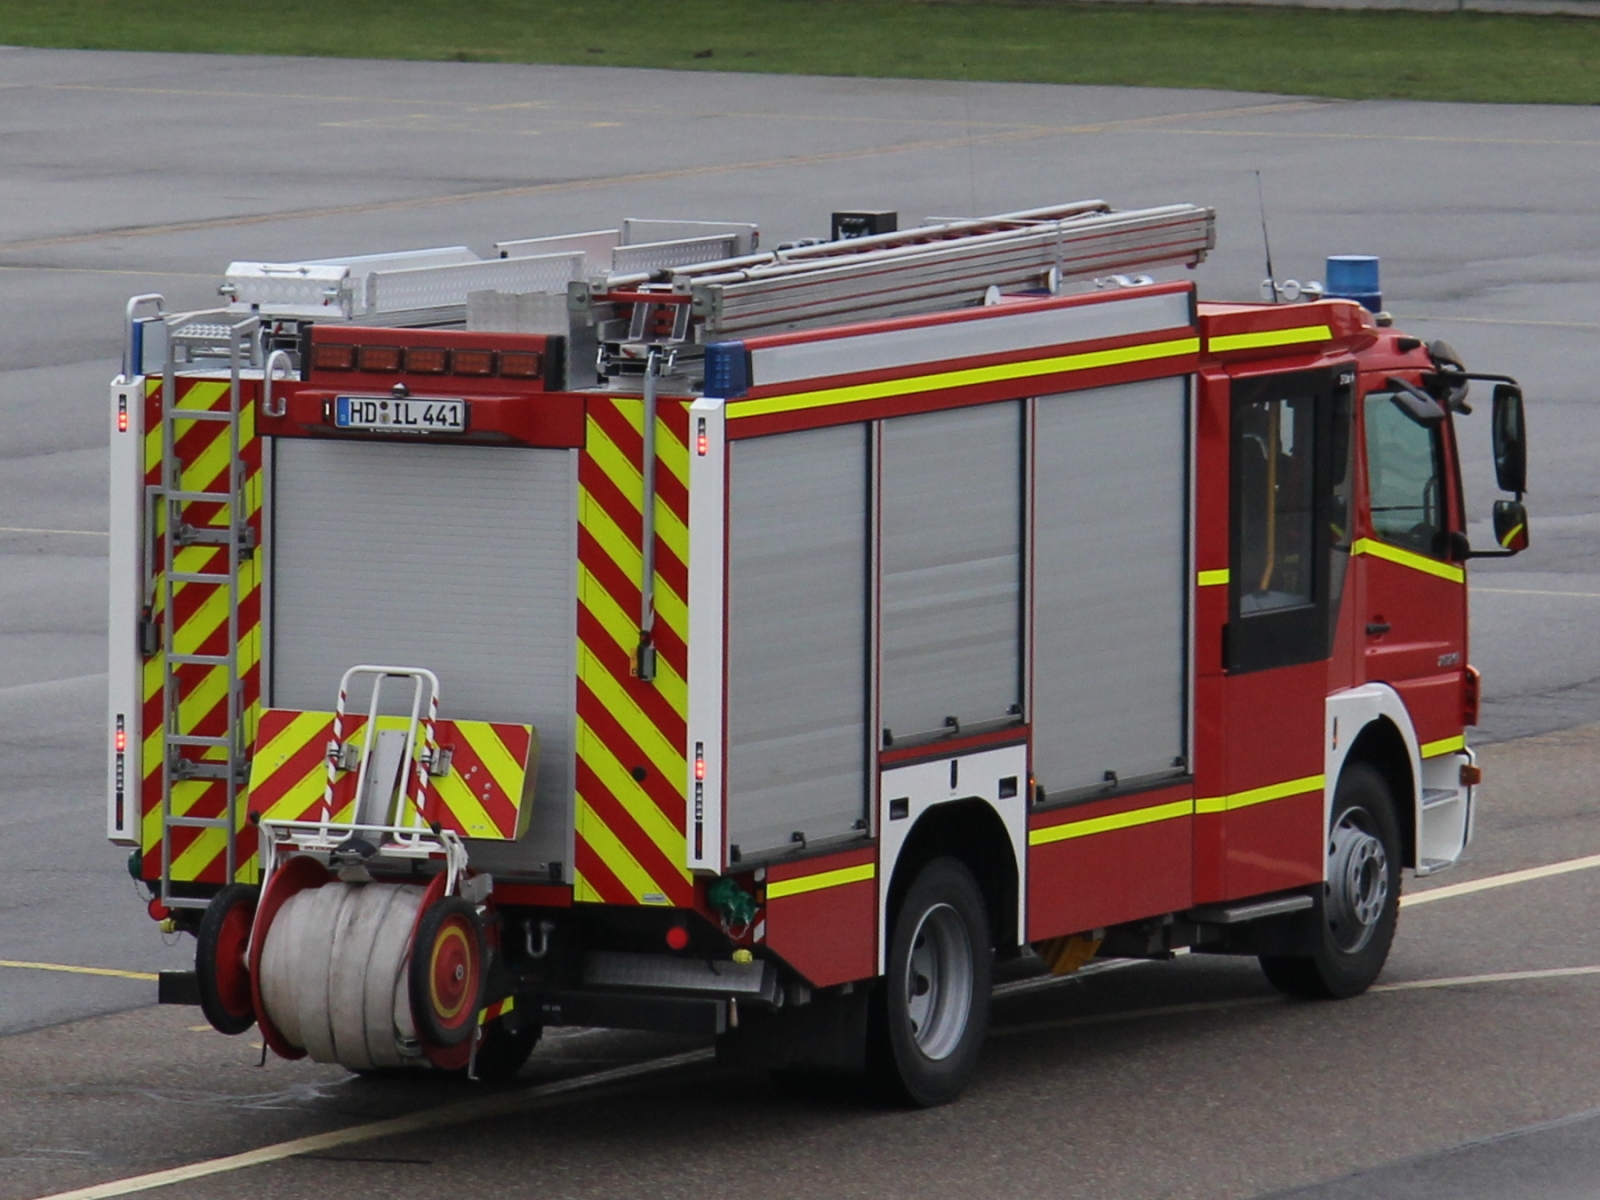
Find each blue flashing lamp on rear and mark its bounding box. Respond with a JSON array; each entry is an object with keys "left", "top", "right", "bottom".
[
  {"left": 703, "top": 341, "right": 750, "bottom": 400},
  {"left": 1325, "top": 255, "right": 1382, "bottom": 314}
]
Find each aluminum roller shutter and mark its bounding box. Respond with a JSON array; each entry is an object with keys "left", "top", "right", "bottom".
[
  {"left": 725, "top": 425, "right": 869, "bottom": 856},
  {"left": 268, "top": 438, "right": 575, "bottom": 868},
  {"left": 879, "top": 401, "right": 1023, "bottom": 744},
  {"left": 1032, "top": 377, "right": 1189, "bottom": 797}
]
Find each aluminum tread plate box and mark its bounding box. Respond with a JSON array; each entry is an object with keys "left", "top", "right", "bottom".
[
  {"left": 879, "top": 401, "right": 1023, "bottom": 743},
  {"left": 268, "top": 438, "right": 576, "bottom": 868},
  {"left": 1032, "top": 377, "right": 1189, "bottom": 795},
  {"left": 725, "top": 425, "right": 869, "bottom": 856}
]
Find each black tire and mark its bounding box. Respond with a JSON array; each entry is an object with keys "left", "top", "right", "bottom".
[
  {"left": 868, "top": 857, "right": 992, "bottom": 1107},
  {"left": 1260, "top": 762, "right": 1401, "bottom": 1000},
  {"left": 409, "top": 897, "right": 487, "bottom": 1047},
  {"left": 472, "top": 1013, "right": 541, "bottom": 1083},
  {"left": 195, "top": 883, "right": 258, "bottom": 1035}
]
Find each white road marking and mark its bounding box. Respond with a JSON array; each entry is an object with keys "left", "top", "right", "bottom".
[
  {"left": 1403, "top": 852, "right": 1600, "bottom": 908},
  {"left": 1475, "top": 586, "right": 1600, "bottom": 600},
  {"left": 1372, "top": 964, "right": 1600, "bottom": 992},
  {"left": 26, "top": 1049, "right": 714, "bottom": 1200},
  {"left": 0, "top": 526, "right": 108, "bottom": 536},
  {"left": 30, "top": 851, "right": 1600, "bottom": 1196}
]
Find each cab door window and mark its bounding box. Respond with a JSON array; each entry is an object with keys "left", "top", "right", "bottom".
[
  {"left": 1227, "top": 369, "right": 1335, "bottom": 674},
  {"left": 1363, "top": 391, "right": 1446, "bottom": 558}
]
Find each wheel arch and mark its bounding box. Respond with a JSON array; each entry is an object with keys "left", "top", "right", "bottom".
[
  {"left": 884, "top": 798, "right": 1019, "bottom": 960},
  {"left": 1325, "top": 684, "right": 1422, "bottom": 870}
]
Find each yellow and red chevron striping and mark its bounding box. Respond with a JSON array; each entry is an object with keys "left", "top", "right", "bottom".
[
  {"left": 140, "top": 377, "right": 265, "bottom": 886},
  {"left": 247, "top": 710, "right": 536, "bottom": 840},
  {"left": 574, "top": 397, "right": 692, "bottom": 907}
]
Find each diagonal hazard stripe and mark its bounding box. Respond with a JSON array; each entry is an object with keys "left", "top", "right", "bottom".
[
  {"left": 578, "top": 566, "right": 686, "bottom": 719},
  {"left": 577, "top": 527, "right": 687, "bottom": 670},
  {"left": 589, "top": 399, "right": 692, "bottom": 508},
  {"left": 577, "top": 714, "right": 687, "bottom": 872},
  {"left": 575, "top": 756, "right": 689, "bottom": 904},
  {"left": 575, "top": 794, "right": 666, "bottom": 905},
  {"left": 577, "top": 644, "right": 683, "bottom": 783},
  {"left": 580, "top": 488, "right": 688, "bottom": 641},
  {"left": 582, "top": 430, "right": 690, "bottom": 579}
]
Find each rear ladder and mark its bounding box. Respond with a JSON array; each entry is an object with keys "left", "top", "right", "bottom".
[{"left": 156, "top": 313, "right": 259, "bottom": 910}]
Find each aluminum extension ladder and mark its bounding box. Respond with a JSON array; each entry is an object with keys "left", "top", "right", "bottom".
[{"left": 155, "top": 312, "right": 259, "bottom": 909}]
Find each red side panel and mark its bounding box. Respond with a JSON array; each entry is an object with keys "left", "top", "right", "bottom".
[
  {"left": 762, "top": 846, "right": 877, "bottom": 988},
  {"left": 1026, "top": 784, "right": 1195, "bottom": 941}
]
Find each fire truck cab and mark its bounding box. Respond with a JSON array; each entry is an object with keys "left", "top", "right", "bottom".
[{"left": 107, "top": 202, "right": 1528, "bottom": 1104}]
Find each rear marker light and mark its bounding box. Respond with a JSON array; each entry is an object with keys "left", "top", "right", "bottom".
[
  {"left": 693, "top": 741, "right": 705, "bottom": 859},
  {"left": 666, "top": 924, "right": 690, "bottom": 951},
  {"left": 499, "top": 350, "right": 542, "bottom": 379},
  {"left": 407, "top": 347, "right": 447, "bottom": 374},
  {"left": 696, "top": 416, "right": 708, "bottom": 456},
  {"left": 312, "top": 343, "right": 356, "bottom": 371},
  {"left": 116, "top": 395, "right": 128, "bottom": 433},
  {"left": 358, "top": 345, "right": 402, "bottom": 373},
  {"left": 453, "top": 348, "right": 494, "bottom": 376},
  {"left": 114, "top": 714, "right": 126, "bottom": 829}
]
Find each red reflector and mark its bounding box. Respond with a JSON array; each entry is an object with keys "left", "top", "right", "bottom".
[
  {"left": 358, "top": 345, "right": 402, "bottom": 373},
  {"left": 453, "top": 348, "right": 494, "bottom": 376},
  {"left": 407, "top": 347, "right": 447, "bottom": 374},
  {"left": 312, "top": 343, "right": 356, "bottom": 371},
  {"left": 146, "top": 897, "right": 169, "bottom": 922},
  {"left": 499, "top": 350, "right": 542, "bottom": 379},
  {"left": 665, "top": 924, "right": 690, "bottom": 951}
]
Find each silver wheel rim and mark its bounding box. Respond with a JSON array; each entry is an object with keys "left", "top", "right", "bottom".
[
  {"left": 1326, "top": 808, "right": 1389, "bottom": 953},
  {"left": 902, "top": 902, "right": 973, "bottom": 1061}
]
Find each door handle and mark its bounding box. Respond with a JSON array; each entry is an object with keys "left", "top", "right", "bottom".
[{"left": 1366, "top": 622, "right": 1391, "bottom": 636}]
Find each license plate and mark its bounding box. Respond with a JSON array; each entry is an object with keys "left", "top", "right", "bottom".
[{"left": 334, "top": 395, "right": 467, "bottom": 433}]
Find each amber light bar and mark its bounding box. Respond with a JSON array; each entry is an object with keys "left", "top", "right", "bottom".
[{"left": 312, "top": 342, "right": 542, "bottom": 380}]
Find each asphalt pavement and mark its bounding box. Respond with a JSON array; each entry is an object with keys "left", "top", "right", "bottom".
[{"left": 0, "top": 45, "right": 1597, "bottom": 1200}]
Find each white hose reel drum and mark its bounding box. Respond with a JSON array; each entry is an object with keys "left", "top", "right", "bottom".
[{"left": 250, "top": 856, "right": 487, "bottom": 1072}]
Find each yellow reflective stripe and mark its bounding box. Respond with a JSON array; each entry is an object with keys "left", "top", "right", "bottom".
[
  {"left": 1195, "top": 773, "right": 1325, "bottom": 815},
  {"left": 1499, "top": 523, "right": 1525, "bottom": 548},
  {"left": 1207, "top": 324, "right": 1333, "bottom": 353},
  {"left": 585, "top": 414, "right": 689, "bottom": 568},
  {"left": 578, "top": 562, "right": 688, "bottom": 720},
  {"left": 1421, "top": 734, "right": 1467, "bottom": 759},
  {"left": 479, "top": 996, "right": 515, "bottom": 1025},
  {"left": 1197, "top": 568, "right": 1230, "bottom": 587},
  {"left": 574, "top": 793, "right": 665, "bottom": 905},
  {"left": 1352, "top": 537, "right": 1465, "bottom": 584},
  {"left": 579, "top": 484, "right": 689, "bottom": 637},
  {"left": 577, "top": 643, "right": 684, "bottom": 787},
  {"left": 576, "top": 715, "right": 689, "bottom": 879},
  {"left": 730, "top": 336, "right": 1199, "bottom": 421},
  {"left": 1029, "top": 798, "right": 1193, "bottom": 847},
  {"left": 767, "top": 862, "right": 875, "bottom": 900}
]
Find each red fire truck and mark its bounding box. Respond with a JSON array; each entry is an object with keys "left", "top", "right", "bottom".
[{"left": 107, "top": 201, "right": 1529, "bottom": 1105}]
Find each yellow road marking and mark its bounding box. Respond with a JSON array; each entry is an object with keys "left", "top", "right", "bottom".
[
  {"left": 766, "top": 862, "right": 875, "bottom": 900},
  {"left": 1404, "top": 851, "right": 1600, "bottom": 908},
  {"left": 0, "top": 960, "right": 156, "bottom": 982},
  {"left": 0, "top": 101, "right": 1319, "bottom": 255},
  {"left": 26, "top": 1049, "right": 715, "bottom": 1200}
]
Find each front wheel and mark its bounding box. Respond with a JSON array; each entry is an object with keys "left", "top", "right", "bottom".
[
  {"left": 869, "top": 857, "right": 992, "bottom": 1107},
  {"left": 1260, "top": 762, "right": 1401, "bottom": 999}
]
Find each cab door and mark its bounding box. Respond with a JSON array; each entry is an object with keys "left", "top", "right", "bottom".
[{"left": 1354, "top": 380, "right": 1469, "bottom": 780}]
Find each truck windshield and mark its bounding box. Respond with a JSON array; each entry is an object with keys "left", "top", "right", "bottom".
[{"left": 1363, "top": 391, "right": 1444, "bottom": 557}]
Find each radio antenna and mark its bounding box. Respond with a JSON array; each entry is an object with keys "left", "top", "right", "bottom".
[{"left": 1255, "top": 170, "right": 1278, "bottom": 303}]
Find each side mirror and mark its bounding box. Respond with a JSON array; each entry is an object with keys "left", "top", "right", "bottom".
[
  {"left": 1491, "top": 384, "right": 1526, "bottom": 495},
  {"left": 1493, "top": 499, "right": 1529, "bottom": 554}
]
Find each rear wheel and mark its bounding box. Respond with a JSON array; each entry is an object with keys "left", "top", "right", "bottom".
[
  {"left": 472, "top": 1013, "right": 541, "bottom": 1083},
  {"left": 869, "top": 857, "right": 991, "bottom": 1107},
  {"left": 1260, "top": 762, "right": 1401, "bottom": 999},
  {"left": 196, "top": 884, "right": 258, "bottom": 1035}
]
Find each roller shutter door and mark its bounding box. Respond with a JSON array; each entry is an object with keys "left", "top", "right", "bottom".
[
  {"left": 1032, "top": 377, "right": 1189, "bottom": 797},
  {"left": 725, "top": 425, "right": 869, "bottom": 857},
  {"left": 268, "top": 438, "right": 575, "bottom": 864}
]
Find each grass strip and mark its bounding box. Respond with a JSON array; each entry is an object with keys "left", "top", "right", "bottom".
[{"left": 1, "top": 0, "right": 1599, "bottom": 104}]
